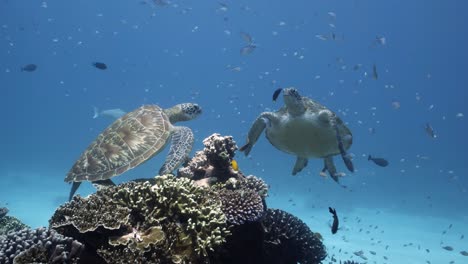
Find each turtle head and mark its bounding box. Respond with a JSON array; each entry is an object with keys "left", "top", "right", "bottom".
[
  {"left": 283, "top": 87, "right": 306, "bottom": 116},
  {"left": 166, "top": 103, "right": 202, "bottom": 123}
]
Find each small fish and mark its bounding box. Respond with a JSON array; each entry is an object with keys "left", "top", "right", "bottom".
[
  {"left": 368, "top": 155, "right": 389, "bottom": 167},
  {"left": 372, "top": 64, "right": 378, "bottom": 80},
  {"left": 21, "top": 64, "right": 37, "bottom": 72},
  {"left": 231, "top": 159, "right": 239, "bottom": 171},
  {"left": 315, "top": 34, "right": 328, "bottom": 41},
  {"left": 240, "top": 31, "right": 253, "bottom": 44},
  {"left": 461, "top": 234, "right": 464, "bottom": 239},
  {"left": 442, "top": 246, "right": 454, "bottom": 251},
  {"left": 375, "top": 36, "right": 386, "bottom": 45},
  {"left": 424, "top": 123, "right": 437, "bottom": 138},
  {"left": 272, "top": 88, "right": 282, "bottom": 101},
  {"left": 460, "top": 250, "right": 468, "bottom": 256},
  {"left": 93, "top": 107, "right": 126, "bottom": 119},
  {"left": 240, "top": 44, "right": 256, "bottom": 55},
  {"left": 329, "top": 207, "right": 339, "bottom": 234},
  {"left": 92, "top": 62, "right": 108, "bottom": 70},
  {"left": 153, "top": 0, "right": 169, "bottom": 6},
  {"left": 391, "top": 100, "right": 401, "bottom": 109},
  {"left": 353, "top": 64, "right": 362, "bottom": 71}
]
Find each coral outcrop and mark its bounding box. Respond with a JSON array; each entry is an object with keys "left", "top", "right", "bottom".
[
  {"left": 49, "top": 175, "right": 229, "bottom": 263},
  {"left": 178, "top": 133, "right": 239, "bottom": 183},
  {"left": 0, "top": 227, "right": 84, "bottom": 264},
  {"left": 261, "top": 209, "right": 326, "bottom": 264}
]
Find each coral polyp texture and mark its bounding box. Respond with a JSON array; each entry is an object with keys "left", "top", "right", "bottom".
[
  {"left": 215, "top": 187, "right": 264, "bottom": 225},
  {"left": 49, "top": 175, "right": 229, "bottom": 263},
  {"left": 0, "top": 227, "right": 84, "bottom": 264}
]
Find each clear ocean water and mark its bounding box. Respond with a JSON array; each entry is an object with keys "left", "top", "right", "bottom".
[{"left": 1, "top": 0, "right": 467, "bottom": 263}]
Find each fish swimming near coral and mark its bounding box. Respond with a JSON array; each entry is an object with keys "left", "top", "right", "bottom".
[
  {"left": 93, "top": 107, "right": 126, "bottom": 119},
  {"left": 231, "top": 159, "right": 239, "bottom": 171},
  {"left": 368, "top": 155, "right": 389, "bottom": 167},
  {"left": 329, "top": 207, "right": 339, "bottom": 234}
]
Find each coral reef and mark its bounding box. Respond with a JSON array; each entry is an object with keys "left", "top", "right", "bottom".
[
  {"left": 261, "top": 209, "right": 326, "bottom": 264},
  {"left": 49, "top": 175, "right": 229, "bottom": 263},
  {"left": 0, "top": 227, "right": 84, "bottom": 264},
  {"left": 0, "top": 208, "right": 29, "bottom": 236},
  {"left": 42, "top": 133, "right": 329, "bottom": 263}
]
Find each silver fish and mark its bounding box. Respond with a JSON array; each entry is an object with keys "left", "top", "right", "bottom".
[{"left": 93, "top": 107, "right": 126, "bottom": 119}]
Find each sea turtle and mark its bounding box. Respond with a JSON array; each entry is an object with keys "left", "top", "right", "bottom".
[
  {"left": 65, "top": 103, "right": 202, "bottom": 200},
  {"left": 240, "top": 87, "right": 354, "bottom": 182}
]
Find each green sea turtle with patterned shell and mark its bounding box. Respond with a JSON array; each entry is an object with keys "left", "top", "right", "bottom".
[
  {"left": 65, "top": 103, "right": 202, "bottom": 200},
  {"left": 240, "top": 87, "right": 354, "bottom": 182}
]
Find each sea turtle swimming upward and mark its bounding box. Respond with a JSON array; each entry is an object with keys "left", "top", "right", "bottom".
[
  {"left": 65, "top": 103, "right": 202, "bottom": 200},
  {"left": 240, "top": 87, "right": 354, "bottom": 182}
]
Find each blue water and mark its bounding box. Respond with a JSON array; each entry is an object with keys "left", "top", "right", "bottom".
[{"left": 2, "top": 0, "right": 468, "bottom": 262}]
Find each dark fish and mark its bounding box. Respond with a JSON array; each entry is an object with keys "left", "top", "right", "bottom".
[
  {"left": 372, "top": 64, "right": 378, "bottom": 80},
  {"left": 368, "top": 155, "right": 389, "bottom": 167},
  {"left": 329, "top": 207, "right": 339, "bottom": 234},
  {"left": 240, "top": 44, "right": 256, "bottom": 55},
  {"left": 21, "top": 64, "right": 37, "bottom": 72},
  {"left": 460, "top": 250, "right": 468, "bottom": 256},
  {"left": 442, "top": 246, "right": 453, "bottom": 251},
  {"left": 424, "top": 123, "right": 437, "bottom": 138},
  {"left": 272, "top": 88, "right": 282, "bottom": 101},
  {"left": 92, "top": 62, "right": 107, "bottom": 70}
]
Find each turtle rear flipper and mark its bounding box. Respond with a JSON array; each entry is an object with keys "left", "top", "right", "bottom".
[
  {"left": 324, "top": 157, "right": 339, "bottom": 183},
  {"left": 159, "top": 126, "right": 194, "bottom": 175},
  {"left": 292, "top": 157, "right": 308, "bottom": 175},
  {"left": 333, "top": 120, "right": 354, "bottom": 172}
]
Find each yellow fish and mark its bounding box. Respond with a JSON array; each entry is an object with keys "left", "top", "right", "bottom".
[{"left": 231, "top": 159, "right": 239, "bottom": 171}]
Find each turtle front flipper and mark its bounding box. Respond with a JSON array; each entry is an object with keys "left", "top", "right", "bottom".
[
  {"left": 159, "top": 126, "right": 194, "bottom": 175},
  {"left": 240, "top": 112, "right": 273, "bottom": 156},
  {"left": 292, "top": 157, "right": 308, "bottom": 175}
]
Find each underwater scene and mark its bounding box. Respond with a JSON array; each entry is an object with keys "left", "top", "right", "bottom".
[{"left": 1, "top": 0, "right": 467, "bottom": 263}]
